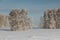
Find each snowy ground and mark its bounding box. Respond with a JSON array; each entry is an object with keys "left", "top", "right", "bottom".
[{"left": 0, "top": 28, "right": 60, "bottom": 40}]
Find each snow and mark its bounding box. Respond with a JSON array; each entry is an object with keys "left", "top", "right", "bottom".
[{"left": 0, "top": 29, "right": 60, "bottom": 40}]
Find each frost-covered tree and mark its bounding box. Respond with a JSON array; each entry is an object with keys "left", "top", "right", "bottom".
[{"left": 9, "top": 9, "right": 32, "bottom": 31}]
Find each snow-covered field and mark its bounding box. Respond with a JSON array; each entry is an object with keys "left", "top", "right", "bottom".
[{"left": 0, "top": 28, "right": 60, "bottom": 40}]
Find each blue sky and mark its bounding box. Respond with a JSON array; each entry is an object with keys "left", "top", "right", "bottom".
[{"left": 0, "top": 0, "right": 60, "bottom": 26}]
